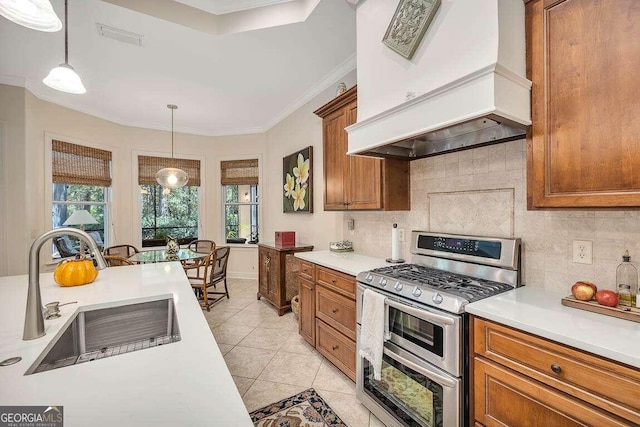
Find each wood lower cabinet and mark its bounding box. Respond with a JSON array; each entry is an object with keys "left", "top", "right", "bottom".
[
  {"left": 472, "top": 316, "right": 640, "bottom": 426},
  {"left": 297, "top": 260, "right": 357, "bottom": 381},
  {"left": 313, "top": 86, "right": 410, "bottom": 211},
  {"left": 257, "top": 243, "right": 313, "bottom": 316},
  {"left": 526, "top": 0, "right": 640, "bottom": 208}
]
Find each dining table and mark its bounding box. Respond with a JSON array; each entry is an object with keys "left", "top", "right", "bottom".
[{"left": 128, "top": 248, "right": 208, "bottom": 264}]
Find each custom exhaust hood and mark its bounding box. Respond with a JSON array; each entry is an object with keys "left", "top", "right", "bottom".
[{"left": 346, "top": 0, "right": 531, "bottom": 160}]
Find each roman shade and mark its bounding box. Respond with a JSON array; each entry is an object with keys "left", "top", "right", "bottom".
[
  {"left": 220, "top": 159, "right": 259, "bottom": 185},
  {"left": 138, "top": 156, "right": 201, "bottom": 186},
  {"left": 52, "top": 140, "right": 112, "bottom": 187}
]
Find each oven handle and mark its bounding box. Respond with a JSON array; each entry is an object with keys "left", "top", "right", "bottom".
[
  {"left": 383, "top": 346, "right": 458, "bottom": 389},
  {"left": 384, "top": 297, "right": 455, "bottom": 326}
]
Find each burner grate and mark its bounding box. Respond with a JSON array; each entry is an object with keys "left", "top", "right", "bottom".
[{"left": 370, "top": 264, "right": 513, "bottom": 303}]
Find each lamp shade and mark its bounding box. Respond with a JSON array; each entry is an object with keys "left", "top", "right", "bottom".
[
  {"left": 156, "top": 167, "right": 189, "bottom": 189},
  {"left": 63, "top": 210, "right": 98, "bottom": 226},
  {"left": 0, "top": 0, "right": 62, "bottom": 32},
  {"left": 43, "top": 63, "right": 86, "bottom": 94}
]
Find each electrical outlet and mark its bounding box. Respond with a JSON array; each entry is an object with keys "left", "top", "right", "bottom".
[
  {"left": 347, "top": 219, "right": 355, "bottom": 231},
  {"left": 572, "top": 240, "right": 593, "bottom": 264},
  {"left": 398, "top": 229, "right": 405, "bottom": 242}
]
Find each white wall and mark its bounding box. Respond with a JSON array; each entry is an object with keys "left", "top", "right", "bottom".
[
  {"left": 356, "top": 0, "right": 503, "bottom": 121},
  {"left": 1, "top": 84, "right": 267, "bottom": 277},
  {"left": 263, "top": 70, "right": 356, "bottom": 250}
]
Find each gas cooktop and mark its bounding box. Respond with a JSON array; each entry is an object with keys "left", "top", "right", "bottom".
[{"left": 357, "top": 231, "right": 522, "bottom": 314}]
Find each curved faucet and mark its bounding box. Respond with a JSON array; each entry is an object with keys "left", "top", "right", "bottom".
[{"left": 23, "top": 228, "right": 108, "bottom": 341}]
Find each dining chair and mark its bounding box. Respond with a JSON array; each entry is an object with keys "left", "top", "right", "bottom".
[
  {"left": 104, "top": 244, "right": 140, "bottom": 258},
  {"left": 183, "top": 251, "right": 216, "bottom": 311},
  {"left": 187, "top": 239, "right": 216, "bottom": 253},
  {"left": 206, "top": 246, "right": 230, "bottom": 300},
  {"left": 104, "top": 255, "right": 135, "bottom": 267}
]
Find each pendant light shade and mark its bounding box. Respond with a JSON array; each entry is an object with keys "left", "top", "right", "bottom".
[
  {"left": 156, "top": 104, "right": 189, "bottom": 189},
  {"left": 42, "top": 0, "right": 86, "bottom": 94},
  {"left": 0, "top": 0, "right": 62, "bottom": 32},
  {"left": 43, "top": 63, "right": 86, "bottom": 94}
]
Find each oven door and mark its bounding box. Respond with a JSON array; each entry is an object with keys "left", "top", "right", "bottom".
[
  {"left": 356, "top": 337, "right": 461, "bottom": 427},
  {"left": 357, "top": 283, "right": 462, "bottom": 376}
]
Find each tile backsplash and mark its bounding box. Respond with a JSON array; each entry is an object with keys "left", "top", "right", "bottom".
[{"left": 344, "top": 139, "right": 640, "bottom": 293}]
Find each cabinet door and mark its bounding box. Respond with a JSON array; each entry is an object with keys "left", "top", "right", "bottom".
[
  {"left": 266, "top": 251, "right": 279, "bottom": 302},
  {"left": 474, "top": 358, "right": 629, "bottom": 427},
  {"left": 346, "top": 103, "right": 383, "bottom": 210},
  {"left": 323, "top": 108, "right": 349, "bottom": 210},
  {"left": 527, "top": 0, "right": 640, "bottom": 208},
  {"left": 298, "top": 276, "right": 315, "bottom": 346},
  {"left": 258, "top": 248, "right": 269, "bottom": 297}
]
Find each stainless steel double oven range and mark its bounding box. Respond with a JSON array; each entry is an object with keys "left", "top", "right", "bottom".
[{"left": 355, "top": 231, "right": 521, "bottom": 427}]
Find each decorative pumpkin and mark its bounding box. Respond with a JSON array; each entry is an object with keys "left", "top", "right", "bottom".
[{"left": 53, "top": 256, "right": 98, "bottom": 287}]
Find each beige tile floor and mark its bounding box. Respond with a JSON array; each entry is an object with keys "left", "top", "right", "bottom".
[{"left": 203, "top": 278, "right": 386, "bottom": 427}]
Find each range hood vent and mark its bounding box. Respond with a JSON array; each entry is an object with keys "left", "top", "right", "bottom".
[{"left": 360, "top": 116, "right": 526, "bottom": 160}]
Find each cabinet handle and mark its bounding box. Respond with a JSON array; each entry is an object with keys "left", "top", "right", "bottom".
[
  {"left": 332, "top": 345, "right": 339, "bottom": 351},
  {"left": 332, "top": 308, "right": 338, "bottom": 314},
  {"left": 550, "top": 364, "right": 562, "bottom": 374}
]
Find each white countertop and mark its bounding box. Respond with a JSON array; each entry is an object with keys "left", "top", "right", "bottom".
[
  {"left": 294, "top": 250, "right": 392, "bottom": 276},
  {"left": 466, "top": 286, "right": 640, "bottom": 369},
  {"left": 0, "top": 263, "right": 252, "bottom": 427}
]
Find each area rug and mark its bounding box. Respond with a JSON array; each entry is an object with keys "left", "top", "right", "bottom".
[{"left": 249, "top": 388, "right": 348, "bottom": 427}]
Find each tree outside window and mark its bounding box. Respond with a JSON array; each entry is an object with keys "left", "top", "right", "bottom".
[
  {"left": 224, "top": 184, "right": 259, "bottom": 244},
  {"left": 140, "top": 185, "right": 199, "bottom": 247}
]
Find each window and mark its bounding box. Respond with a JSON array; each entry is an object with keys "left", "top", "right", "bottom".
[
  {"left": 221, "top": 159, "right": 259, "bottom": 244},
  {"left": 138, "top": 155, "right": 201, "bottom": 247},
  {"left": 51, "top": 140, "right": 112, "bottom": 258}
]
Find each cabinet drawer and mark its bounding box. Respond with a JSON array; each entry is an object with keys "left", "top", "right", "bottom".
[
  {"left": 316, "top": 285, "right": 356, "bottom": 341},
  {"left": 475, "top": 358, "right": 630, "bottom": 427},
  {"left": 299, "top": 260, "right": 314, "bottom": 281},
  {"left": 316, "top": 266, "right": 355, "bottom": 298},
  {"left": 316, "top": 319, "right": 356, "bottom": 381},
  {"left": 474, "top": 318, "right": 640, "bottom": 424}
]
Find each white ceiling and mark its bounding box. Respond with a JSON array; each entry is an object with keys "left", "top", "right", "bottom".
[
  {"left": 175, "top": 0, "right": 294, "bottom": 15},
  {"left": 0, "top": 0, "right": 356, "bottom": 135}
]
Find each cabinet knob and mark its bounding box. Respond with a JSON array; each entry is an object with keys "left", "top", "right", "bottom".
[
  {"left": 332, "top": 345, "right": 339, "bottom": 351},
  {"left": 331, "top": 279, "right": 337, "bottom": 284},
  {"left": 332, "top": 308, "right": 338, "bottom": 314},
  {"left": 550, "top": 364, "right": 562, "bottom": 374}
]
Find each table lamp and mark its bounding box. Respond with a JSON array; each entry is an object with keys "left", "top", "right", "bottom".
[{"left": 63, "top": 209, "right": 98, "bottom": 231}]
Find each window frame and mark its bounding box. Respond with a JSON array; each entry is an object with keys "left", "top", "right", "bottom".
[
  {"left": 133, "top": 150, "right": 206, "bottom": 249},
  {"left": 44, "top": 133, "right": 115, "bottom": 263},
  {"left": 219, "top": 155, "right": 262, "bottom": 247}
]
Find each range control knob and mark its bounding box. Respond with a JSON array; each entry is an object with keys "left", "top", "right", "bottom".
[
  {"left": 432, "top": 292, "right": 443, "bottom": 304},
  {"left": 379, "top": 277, "right": 387, "bottom": 287},
  {"left": 412, "top": 287, "right": 422, "bottom": 297},
  {"left": 394, "top": 282, "right": 403, "bottom": 291},
  {"left": 366, "top": 273, "right": 373, "bottom": 282}
]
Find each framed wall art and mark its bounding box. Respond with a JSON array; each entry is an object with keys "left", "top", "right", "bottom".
[
  {"left": 382, "top": 0, "right": 441, "bottom": 60},
  {"left": 283, "top": 146, "right": 313, "bottom": 213}
]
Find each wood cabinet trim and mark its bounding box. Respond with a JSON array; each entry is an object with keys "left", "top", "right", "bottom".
[{"left": 313, "top": 86, "right": 358, "bottom": 118}]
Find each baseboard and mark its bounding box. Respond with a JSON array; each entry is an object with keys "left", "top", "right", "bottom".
[{"left": 228, "top": 272, "right": 258, "bottom": 280}]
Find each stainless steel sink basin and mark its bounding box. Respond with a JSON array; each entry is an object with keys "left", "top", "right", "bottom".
[{"left": 26, "top": 297, "right": 180, "bottom": 375}]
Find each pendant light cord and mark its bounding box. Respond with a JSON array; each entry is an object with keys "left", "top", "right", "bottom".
[
  {"left": 171, "top": 107, "right": 174, "bottom": 159},
  {"left": 64, "top": 0, "right": 68, "bottom": 65}
]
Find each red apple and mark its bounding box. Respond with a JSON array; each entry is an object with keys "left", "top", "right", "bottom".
[
  {"left": 571, "top": 281, "right": 597, "bottom": 301},
  {"left": 595, "top": 290, "right": 619, "bottom": 307}
]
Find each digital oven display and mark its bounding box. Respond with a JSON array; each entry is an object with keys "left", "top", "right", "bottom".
[{"left": 417, "top": 236, "right": 502, "bottom": 260}]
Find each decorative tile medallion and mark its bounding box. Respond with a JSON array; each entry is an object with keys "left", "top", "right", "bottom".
[{"left": 382, "top": 0, "right": 441, "bottom": 60}]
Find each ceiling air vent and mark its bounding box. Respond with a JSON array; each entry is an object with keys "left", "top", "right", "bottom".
[{"left": 96, "top": 23, "right": 144, "bottom": 46}]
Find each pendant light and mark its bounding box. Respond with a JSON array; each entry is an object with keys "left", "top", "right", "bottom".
[
  {"left": 0, "top": 0, "right": 62, "bottom": 32},
  {"left": 42, "top": 0, "right": 86, "bottom": 94},
  {"left": 156, "top": 104, "right": 188, "bottom": 189}
]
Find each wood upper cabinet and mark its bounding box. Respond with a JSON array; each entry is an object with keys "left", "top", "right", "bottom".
[
  {"left": 527, "top": 0, "right": 640, "bottom": 208},
  {"left": 314, "top": 86, "right": 410, "bottom": 211}
]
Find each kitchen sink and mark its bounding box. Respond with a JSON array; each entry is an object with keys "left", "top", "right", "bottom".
[{"left": 26, "top": 297, "right": 180, "bottom": 375}]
